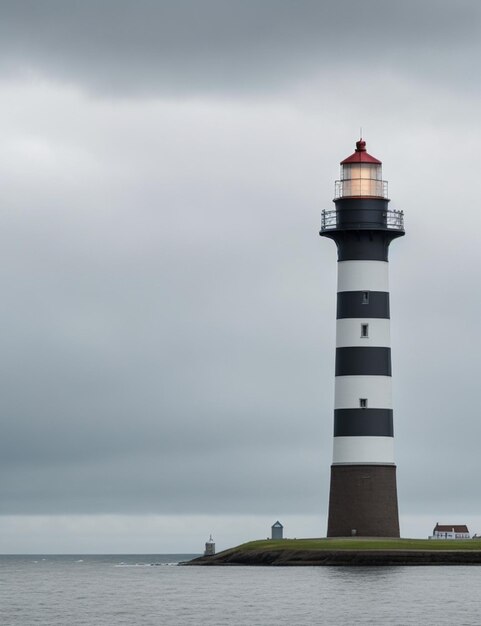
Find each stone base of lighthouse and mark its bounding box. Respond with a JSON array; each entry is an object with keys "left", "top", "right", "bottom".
[{"left": 327, "top": 465, "right": 400, "bottom": 537}]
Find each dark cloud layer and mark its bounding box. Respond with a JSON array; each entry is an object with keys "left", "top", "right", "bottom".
[{"left": 0, "top": 1, "right": 479, "bottom": 95}]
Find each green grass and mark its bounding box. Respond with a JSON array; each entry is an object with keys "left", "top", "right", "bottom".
[{"left": 220, "top": 537, "right": 481, "bottom": 553}]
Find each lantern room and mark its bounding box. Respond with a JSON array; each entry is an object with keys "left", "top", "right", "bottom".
[{"left": 335, "top": 139, "right": 388, "bottom": 199}]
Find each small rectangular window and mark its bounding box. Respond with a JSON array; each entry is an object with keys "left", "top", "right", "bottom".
[
  {"left": 360, "top": 398, "right": 368, "bottom": 408},
  {"left": 362, "top": 291, "right": 369, "bottom": 304},
  {"left": 361, "top": 323, "right": 369, "bottom": 338}
]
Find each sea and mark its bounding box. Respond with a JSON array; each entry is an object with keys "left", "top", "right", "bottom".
[{"left": 1, "top": 554, "right": 481, "bottom": 625}]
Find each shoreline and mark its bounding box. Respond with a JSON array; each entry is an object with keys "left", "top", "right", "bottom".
[
  {"left": 187, "top": 549, "right": 481, "bottom": 566},
  {"left": 185, "top": 538, "right": 481, "bottom": 566}
]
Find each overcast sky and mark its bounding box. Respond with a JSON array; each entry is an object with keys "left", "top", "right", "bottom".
[{"left": 1, "top": 0, "right": 481, "bottom": 553}]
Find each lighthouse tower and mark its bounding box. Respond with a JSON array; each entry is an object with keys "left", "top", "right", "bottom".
[{"left": 320, "top": 139, "right": 404, "bottom": 537}]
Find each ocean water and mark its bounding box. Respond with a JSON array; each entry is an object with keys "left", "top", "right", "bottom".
[{"left": 1, "top": 554, "right": 481, "bottom": 625}]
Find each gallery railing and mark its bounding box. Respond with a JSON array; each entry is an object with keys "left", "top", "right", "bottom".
[{"left": 320, "top": 208, "right": 404, "bottom": 231}]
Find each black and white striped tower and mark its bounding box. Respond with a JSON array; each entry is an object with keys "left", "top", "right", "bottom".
[{"left": 320, "top": 139, "right": 404, "bottom": 537}]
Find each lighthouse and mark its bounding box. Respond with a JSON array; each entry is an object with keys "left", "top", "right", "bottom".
[{"left": 320, "top": 139, "right": 404, "bottom": 537}]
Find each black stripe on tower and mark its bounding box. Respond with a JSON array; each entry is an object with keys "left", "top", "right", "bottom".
[
  {"left": 337, "top": 291, "right": 390, "bottom": 319},
  {"left": 334, "top": 409, "right": 393, "bottom": 437},
  {"left": 335, "top": 347, "right": 392, "bottom": 376},
  {"left": 335, "top": 231, "right": 392, "bottom": 261}
]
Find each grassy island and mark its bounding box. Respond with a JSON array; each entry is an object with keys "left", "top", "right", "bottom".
[{"left": 186, "top": 537, "right": 481, "bottom": 566}]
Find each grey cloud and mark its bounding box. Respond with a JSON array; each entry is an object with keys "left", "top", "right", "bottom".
[
  {"left": 0, "top": 1, "right": 479, "bottom": 96},
  {"left": 3, "top": 439, "right": 326, "bottom": 515},
  {"left": 0, "top": 116, "right": 332, "bottom": 515}
]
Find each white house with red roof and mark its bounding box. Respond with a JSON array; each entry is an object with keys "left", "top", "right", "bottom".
[{"left": 430, "top": 523, "right": 470, "bottom": 539}]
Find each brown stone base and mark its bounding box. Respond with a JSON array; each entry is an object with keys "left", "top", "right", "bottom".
[{"left": 327, "top": 464, "right": 400, "bottom": 537}]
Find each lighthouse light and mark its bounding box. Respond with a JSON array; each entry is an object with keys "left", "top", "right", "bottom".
[{"left": 337, "top": 163, "right": 386, "bottom": 198}]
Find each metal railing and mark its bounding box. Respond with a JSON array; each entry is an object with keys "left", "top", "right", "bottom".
[
  {"left": 386, "top": 209, "right": 404, "bottom": 230},
  {"left": 320, "top": 208, "right": 404, "bottom": 231},
  {"left": 321, "top": 209, "right": 338, "bottom": 230}
]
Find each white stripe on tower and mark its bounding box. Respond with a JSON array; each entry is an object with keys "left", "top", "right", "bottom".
[
  {"left": 333, "top": 437, "right": 394, "bottom": 464},
  {"left": 335, "top": 376, "right": 392, "bottom": 409},
  {"left": 336, "top": 318, "right": 391, "bottom": 347},
  {"left": 337, "top": 260, "right": 389, "bottom": 292}
]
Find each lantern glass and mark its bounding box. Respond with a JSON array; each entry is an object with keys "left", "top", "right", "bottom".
[{"left": 340, "top": 163, "right": 384, "bottom": 197}]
